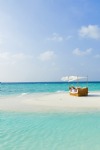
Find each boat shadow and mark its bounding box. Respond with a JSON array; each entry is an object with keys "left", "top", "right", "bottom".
[{"left": 88, "top": 93, "right": 100, "bottom": 97}]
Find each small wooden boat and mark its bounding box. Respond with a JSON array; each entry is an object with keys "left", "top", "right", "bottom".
[
  {"left": 62, "top": 76, "right": 88, "bottom": 96},
  {"left": 70, "top": 87, "right": 88, "bottom": 96}
]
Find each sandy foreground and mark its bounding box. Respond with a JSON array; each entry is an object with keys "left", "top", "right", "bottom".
[{"left": 0, "top": 92, "right": 100, "bottom": 112}]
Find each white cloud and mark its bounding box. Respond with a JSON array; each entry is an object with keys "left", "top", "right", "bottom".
[
  {"left": 0, "top": 52, "right": 33, "bottom": 64},
  {"left": 79, "top": 25, "right": 100, "bottom": 39},
  {"left": 94, "top": 54, "right": 100, "bottom": 58},
  {"left": 47, "top": 33, "right": 73, "bottom": 42},
  {"left": 73, "top": 48, "right": 92, "bottom": 56},
  {"left": 38, "top": 51, "right": 56, "bottom": 61},
  {"left": 47, "top": 33, "right": 63, "bottom": 42}
]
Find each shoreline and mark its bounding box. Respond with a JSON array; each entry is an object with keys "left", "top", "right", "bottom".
[{"left": 0, "top": 91, "right": 100, "bottom": 113}]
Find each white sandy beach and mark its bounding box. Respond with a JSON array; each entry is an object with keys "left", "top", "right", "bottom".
[{"left": 0, "top": 92, "right": 100, "bottom": 112}]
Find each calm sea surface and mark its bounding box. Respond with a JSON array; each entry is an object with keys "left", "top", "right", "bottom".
[
  {"left": 0, "top": 82, "right": 100, "bottom": 150},
  {"left": 0, "top": 112, "right": 100, "bottom": 150},
  {"left": 0, "top": 81, "right": 100, "bottom": 96}
]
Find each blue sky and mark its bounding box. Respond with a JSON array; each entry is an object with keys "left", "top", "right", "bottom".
[{"left": 0, "top": 0, "right": 100, "bottom": 81}]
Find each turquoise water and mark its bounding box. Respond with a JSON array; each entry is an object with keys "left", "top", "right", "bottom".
[
  {"left": 0, "top": 82, "right": 100, "bottom": 96},
  {"left": 0, "top": 82, "right": 100, "bottom": 149},
  {"left": 0, "top": 112, "right": 100, "bottom": 150}
]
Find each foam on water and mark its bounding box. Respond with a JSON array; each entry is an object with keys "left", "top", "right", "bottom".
[{"left": 20, "top": 93, "right": 29, "bottom": 96}]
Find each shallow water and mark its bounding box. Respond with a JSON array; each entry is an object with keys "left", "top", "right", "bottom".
[
  {"left": 0, "top": 82, "right": 100, "bottom": 149},
  {"left": 0, "top": 112, "right": 100, "bottom": 150}
]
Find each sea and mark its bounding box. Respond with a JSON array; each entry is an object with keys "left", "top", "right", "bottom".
[
  {"left": 0, "top": 81, "right": 100, "bottom": 96},
  {"left": 0, "top": 82, "right": 100, "bottom": 150}
]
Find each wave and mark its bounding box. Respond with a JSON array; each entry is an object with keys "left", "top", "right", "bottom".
[
  {"left": 20, "top": 93, "right": 29, "bottom": 96},
  {"left": 56, "top": 90, "right": 67, "bottom": 93}
]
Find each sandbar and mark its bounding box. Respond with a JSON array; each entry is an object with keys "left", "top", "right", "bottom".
[{"left": 0, "top": 92, "right": 100, "bottom": 112}]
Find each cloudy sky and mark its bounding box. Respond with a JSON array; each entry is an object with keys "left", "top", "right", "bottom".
[{"left": 0, "top": 0, "right": 100, "bottom": 82}]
